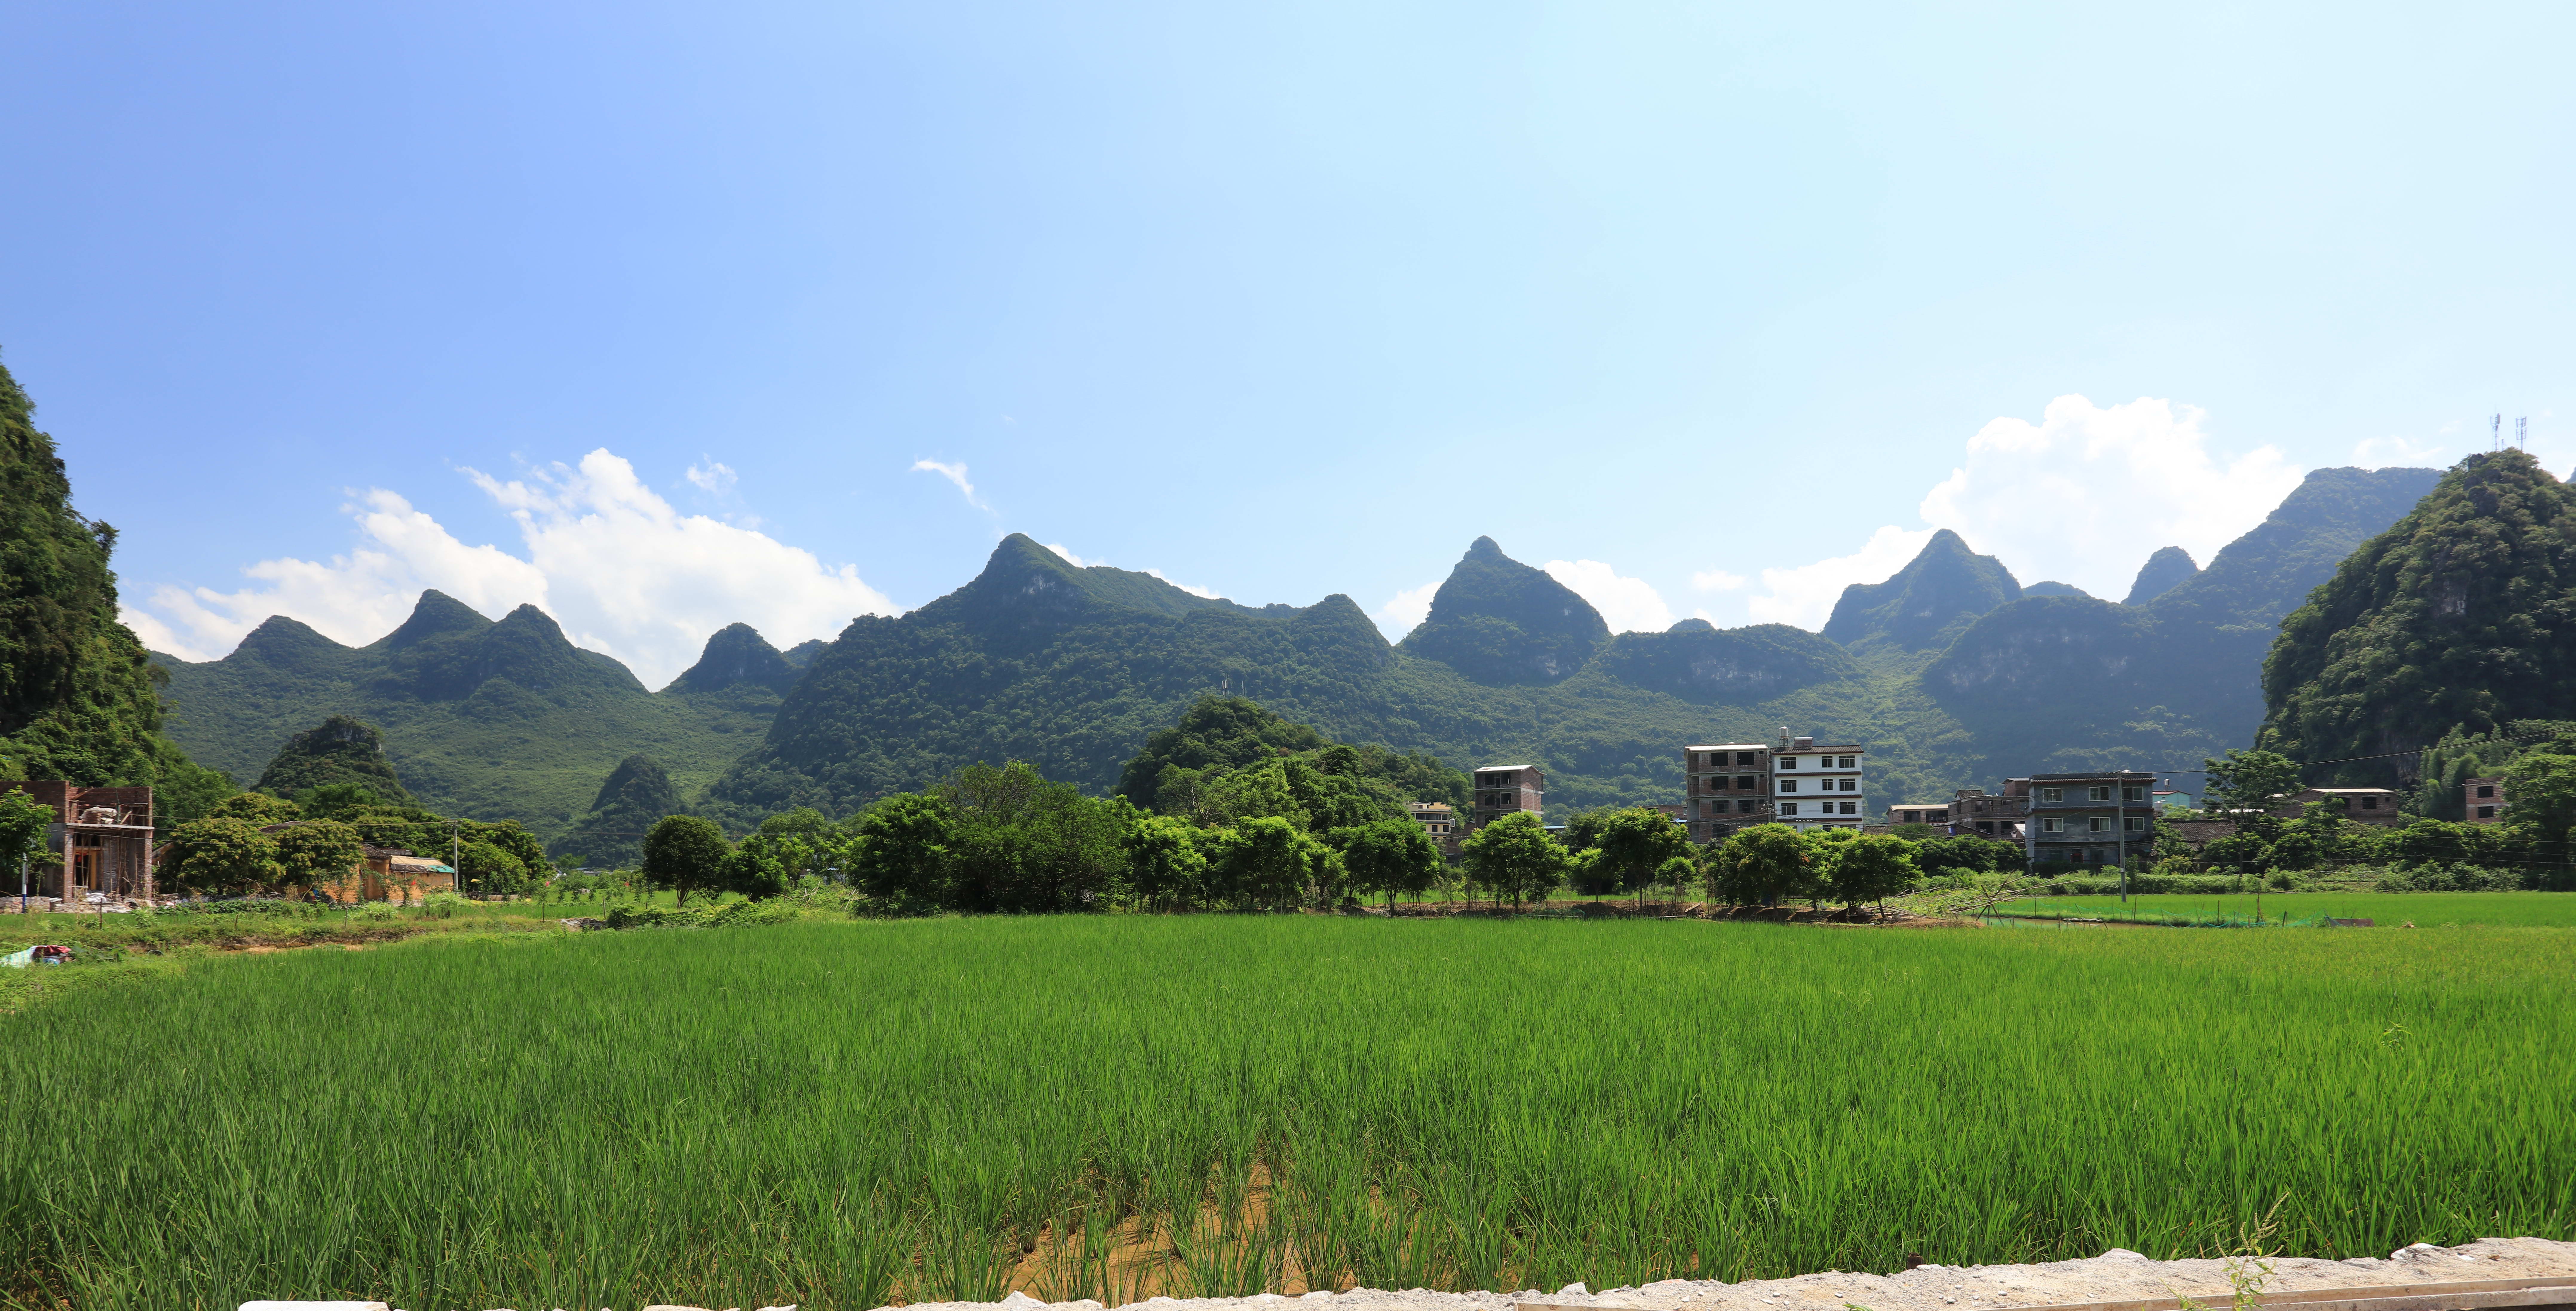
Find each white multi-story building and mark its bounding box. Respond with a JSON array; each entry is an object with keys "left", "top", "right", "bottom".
[{"left": 1770, "top": 734, "right": 1864, "bottom": 829}]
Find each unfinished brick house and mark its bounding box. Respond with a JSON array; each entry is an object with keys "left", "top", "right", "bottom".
[{"left": 4, "top": 781, "right": 156, "bottom": 904}]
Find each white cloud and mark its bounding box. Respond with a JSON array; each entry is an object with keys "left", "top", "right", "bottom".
[
  {"left": 1915, "top": 395, "right": 2303, "bottom": 603},
  {"left": 1542, "top": 559, "right": 1676, "bottom": 634},
  {"left": 685, "top": 460, "right": 738, "bottom": 495},
  {"left": 1692, "top": 569, "right": 1747, "bottom": 592},
  {"left": 1043, "top": 542, "right": 1219, "bottom": 599},
  {"left": 1744, "top": 526, "right": 1935, "bottom": 630},
  {"left": 130, "top": 450, "right": 896, "bottom": 689},
  {"left": 1372, "top": 579, "right": 1441, "bottom": 641},
  {"left": 911, "top": 459, "right": 988, "bottom": 510},
  {"left": 2350, "top": 434, "right": 2445, "bottom": 469}
]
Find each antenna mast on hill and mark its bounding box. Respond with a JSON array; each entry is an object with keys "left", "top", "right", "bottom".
[
  {"left": 2517, "top": 416, "right": 2528, "bottom": 450},
  {"left": 2491, "top": 414, "right": 2503, "bottom": 451}
]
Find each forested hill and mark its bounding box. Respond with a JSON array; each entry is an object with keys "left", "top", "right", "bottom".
[
  {"left": 0, "top": 357, "right": 228, "bottom": 814},
  {"left": 2262, "top": 450, "right": 2576, "bottom": 776},
  {"left": 151, "top": 596, "right": 810, "bottom": 841}
]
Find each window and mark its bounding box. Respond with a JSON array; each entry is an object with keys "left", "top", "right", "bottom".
[
  {"left": 1780, "top": 756, "right": 1800, "bottom": 769},
  {"left": 2087, "top": 785, "right": 2111, "bottom": 801},
  {"left": 2124, "top": 817, "right": 2145, "bottom": 831},
  {"left": 1780, "top": 802, "right": 1799, "bottom": 816},
  {"left": 2088, "top": 817, "right": 2111, "bottom": 832},
  {"left": 1839, "top": 801, "right": 1858, "bottom": 815},
  {"left": 2361, "top": 796, "right": 2380, "bottom": 810},
  {"left": 2123, "top": 786, "right": 2145, "bottom": 801},
  {"left": 1838, "top": 755, "right": 1855, "bottom": 768},
  {"left": 1840, "top": 778, "right": 1856, "bottom": 792},
  {"left": 2041, "top": 818, "right": 2062, "bottom": 833},
  {"left": 1738, "top": 751, "right": 1757, "bottom": 766},
  {"left": 2477, "top": 805, "right": 2497, "bottom": 819},
  {"left": 2040, "top": 787, "right": 2063, "bottom": 802},
  {"left": 1737, "top": 799, "right": 1756, "bottom": 813},
  {"left": 1976, "top": 821, "right": 1996, "bottom": 834},
  {"left": 1736, "top": 775, "right": 1755, "bottom": 790},
  {"left": 2477, "top": 785, "right": 2496, "bottom": 798}
]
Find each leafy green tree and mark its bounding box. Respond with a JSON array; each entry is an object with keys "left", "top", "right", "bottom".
[
  {"left": 212, "top": 792, "right": 301, "bottom": 825},
  {"left": 1911, "top": 834, "right": 2022, "bottom": 878},
  {"left": 456, "top": 840, "right": 531, "bottom": 896},
  {"left": 1706, "top": 823, "right": 1813, "bottom": 905},
  {"left": 0, "top": 789, "right": 54, "bottom": 899},
  {"left": 937, "top": 761, "right": 1131, "bottom": 912},
  {"left": 640, "top": 815, "right": 732, "bottom": 906},
  {"left": 2205, "top": 749, "right": 2305, "bottom": 814},
  {"left": 725, "top": 808, "right": 842, "bottom": 899},
  {"left": 1461, "top": 811, "right": 1568, "bottom": 909},
  {"left": 1328, "top": 818, "right": 1441, "bottom": 910},
  {"left": 270, "top": 820, "right": 364, "bottom": 894},
  {"left": 1120, "top": 813, "right": 1209, "bottom": 910},
  {"left": 1591, "top": 807, "right": 1691, "bottom": 905},
  {"left": 1826, "top": 833, "right": 1918, "bottom": 907},
  {"left": 851, "top": 792, "right": 956, "bottom": 910},
  {"left": 1210, "top": 815, "right": 1337, "bottom": 911},
  {"left": 2503, "top": 751, "right": 2576, "bottom": 845},
  {"left": 1656, "top": 854, "right": 1698, "bottom": 902},
  {"left": 162, "top": 818, "right": 282, "bottom": 896}
]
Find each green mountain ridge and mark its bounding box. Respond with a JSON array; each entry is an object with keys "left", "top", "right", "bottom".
[
  {"left": 151, "top": 593, "right": 806, "bottom": 842},
  {"left": 708, "top": 466, "right": 2445, "bottom": 821}
]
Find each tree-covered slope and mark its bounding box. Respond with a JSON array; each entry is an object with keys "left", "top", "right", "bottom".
[
  {"left": 2261, "top": 450, "right": 2576, "bottom": 772},
  {"left": 151, "top": 595, "right": 799, "bottom": 844},
  {"left": 0, "top": 356, "right": 228, "bottom": 812},
  {"left": 252, "top": 714, "right": 412, "bottom": 799}
]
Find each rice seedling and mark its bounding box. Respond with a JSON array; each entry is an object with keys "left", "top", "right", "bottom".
[{"left": 1, "top": 916, "right": 2567, "bottom": 1311}]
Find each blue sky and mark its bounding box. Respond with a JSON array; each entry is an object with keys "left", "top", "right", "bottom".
[{"left": 6, "top": 1, "right": 2571, "bottom": 686}]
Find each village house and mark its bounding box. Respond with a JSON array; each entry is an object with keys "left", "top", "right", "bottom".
[
  {"left": 2463, "top": 776, "right": 2508, "bottom": 823},
  {"left": 2285, "top": 786, "right": 2405, "bottom": 824},
  {"left": 1406, "top": 801, "right": 1461, "bottom": 858},
  {"left": 2013, "top": 771, "right": 2158, "bottom": 867},
  {"left": 1470, "top": 765, "right": 1545, "bottom": 829},
  {"left": 257, "top": 822, "right": 458, "bottom": 902},
  {"left": 1772, "top": 734, "right": 1864, "bottom": 830},
  {"left": 1681, "top": 742, "right": 1774, "bottom": 841},
  {"left": 4, "top": 781, "right": 155, "bottom": 906}
]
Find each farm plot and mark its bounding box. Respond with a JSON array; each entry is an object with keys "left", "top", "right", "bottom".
[{"left": 2, "top": 916, "right": 2569, "bottom": 1311}]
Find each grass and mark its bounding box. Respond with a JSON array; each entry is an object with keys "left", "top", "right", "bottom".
[
  {"left": 1986, "top": 891, "right": 2576, "bottom": 928},
  {"left": 2, "top": 916, "right": 2569, "bottom": 1311}
]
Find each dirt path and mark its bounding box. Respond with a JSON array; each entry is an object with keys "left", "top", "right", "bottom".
[{"left": 880, "top": 1237, "right": 2576, "bottom": 1311}]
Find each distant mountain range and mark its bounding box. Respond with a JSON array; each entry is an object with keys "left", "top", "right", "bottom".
[
  {"left": 150, "top": 464, "right": 2446, "bottom": 845},
  {"left": 150, "top": 595, "right": 823, "bottom": 839}
]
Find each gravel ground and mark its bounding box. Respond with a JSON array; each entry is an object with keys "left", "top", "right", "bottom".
[{"left": 876, "top": 1236, "right": 2576, "bottom": 1311}]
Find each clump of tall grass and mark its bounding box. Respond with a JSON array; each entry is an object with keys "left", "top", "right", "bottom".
[{"left": 1, "top": 917, "right": 2566, "bottom": 1311}]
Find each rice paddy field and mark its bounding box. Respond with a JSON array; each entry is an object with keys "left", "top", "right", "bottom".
[
  {"left": 1985, "top": 891, "right": 2576, "bottom": 928},
  {"left": 3, "top": 915, "right": 2571, "bottom": 1311}
]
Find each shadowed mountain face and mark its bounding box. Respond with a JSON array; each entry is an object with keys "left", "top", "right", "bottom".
[
  {"left": 553, "top": 753, "right": 685, "bottom": 868},
  {"left": 2264, "top": 451, "right": 2576, "bottom": 773},
  {"left": 2022, "top": 581, "right": 2088, "bottom": 598},
  {"left": 2123, "top": 547, "right": 2200, "bottom": 606},
  {"left": 1398, "top": 537, "right": 1609, "bottom": 685},
  {"left": 1923, "top": 465, "right": 2445, "bottom": 769},
  {"left": 669, "top": 624, "right": 801, "bottom": 696},
  {"left": 1821, "top": 530, "right": 2022, "bottom": 653}
]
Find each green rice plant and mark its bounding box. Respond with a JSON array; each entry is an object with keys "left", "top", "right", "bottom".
[{"left": 1, "top": 917, "right": 2570, "bottom": 1311}]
